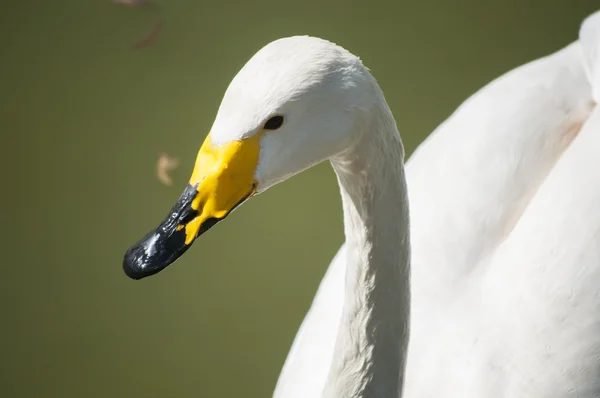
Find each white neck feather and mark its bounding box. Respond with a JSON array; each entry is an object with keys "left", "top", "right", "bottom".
[{"left": 322, "top": 95, "right": 411, "bottom": 398}]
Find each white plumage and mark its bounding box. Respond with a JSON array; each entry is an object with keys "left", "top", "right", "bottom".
[
  {"left": 128, "top": 8, "right": 600, "bottom": 397},
  {"left": 273, "top": 10, "right": 600, "bottom": 398}
]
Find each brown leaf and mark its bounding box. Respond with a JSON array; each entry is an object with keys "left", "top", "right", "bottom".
[
  {"left": 156, "top": 152, "right": 180, "bottom": 186},
  {"left": 132, "top": 21, "right": 163, "bottom": 50},
  {"left": 112, "top": 0, "right": 152, "bottom": 7}
]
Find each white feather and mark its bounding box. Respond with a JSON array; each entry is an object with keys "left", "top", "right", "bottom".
[
  {"left": 197, "top": 9, "right": 600, "bottom": 398},
  {"left": 270, "top": 10, "right": 600, "bottom": 398}
]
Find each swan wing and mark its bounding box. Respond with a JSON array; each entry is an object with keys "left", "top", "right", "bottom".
[{"left": 479, "top": 104, "right": 600, "bottom": 397}]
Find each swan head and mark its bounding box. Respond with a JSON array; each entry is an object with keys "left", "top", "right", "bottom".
[{"left": 123, "top": 36, "right": 380, "bottom": 279}]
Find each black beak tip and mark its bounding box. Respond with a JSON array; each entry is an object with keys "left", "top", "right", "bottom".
[
  {"left": 122, "top": 230, "right": 174, "bottom": 280},
  {"left": 122, "top": 256, "right": 147, "bottom": 280},
  {"left": 122, "top": 241, "right": 158, "bottom": 280},
  {"left": 123, "top": 265, "right": 145, "bottom": 280},
  {"left": 122, "top": 224, "right": 193, "bottom": 280}
]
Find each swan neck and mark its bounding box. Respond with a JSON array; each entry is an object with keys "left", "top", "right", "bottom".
[{"left": 323, "top": 104, "right": 411, "bottom": 398}]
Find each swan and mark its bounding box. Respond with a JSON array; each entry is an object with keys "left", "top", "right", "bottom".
[
  {"left": 123, "top": 9, "right": 600, "bottom": 397},
  {"left": 124, "top": 33, "right": 411, "bottom": 397},
  {"left": 276, "top": 11, "right": 600, "bottom": 398}
]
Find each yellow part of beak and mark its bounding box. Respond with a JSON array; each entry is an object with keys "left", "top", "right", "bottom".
[{"left": 183, "top": 132, "right": 261, "bottom": 244}]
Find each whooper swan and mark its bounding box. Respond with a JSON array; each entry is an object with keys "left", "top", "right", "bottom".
[{"left": 124, "top": 9, "right": 600, "bottom": 398}]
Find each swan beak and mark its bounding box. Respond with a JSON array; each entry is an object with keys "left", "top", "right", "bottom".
[{"left": 122, "top": 133, "right": 261, "bottom": 280}]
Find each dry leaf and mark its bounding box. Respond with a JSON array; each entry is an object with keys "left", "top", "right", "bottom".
[
  {"left": 113, "top": 0, "right": 152, "bottom": 7},
  {"left": 133, "top": 21, "right": 163, "bottom": 50},
  {"left": 156, "top": 152, "right": 180, "bottom": 186}
]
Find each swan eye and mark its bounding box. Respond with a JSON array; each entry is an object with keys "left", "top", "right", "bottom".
[{"left": 263, "top": 115, "right": 284, "bottom": 130}]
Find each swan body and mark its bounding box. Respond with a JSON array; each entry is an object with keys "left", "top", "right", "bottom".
[
  {"left": 275, "top": 11, "right": 600, "bottom": 398},
  {"left": 122, "top": 9, "right": 600, "bottom": 398}
]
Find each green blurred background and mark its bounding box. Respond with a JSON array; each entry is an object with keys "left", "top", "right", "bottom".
[{"left": 1, "top": 0, "right": 598, "bottom": 396}]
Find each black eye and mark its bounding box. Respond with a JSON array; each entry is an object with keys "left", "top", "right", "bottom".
[{"left": 264, "top": 115, "right": 284, "bottom": 130}]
